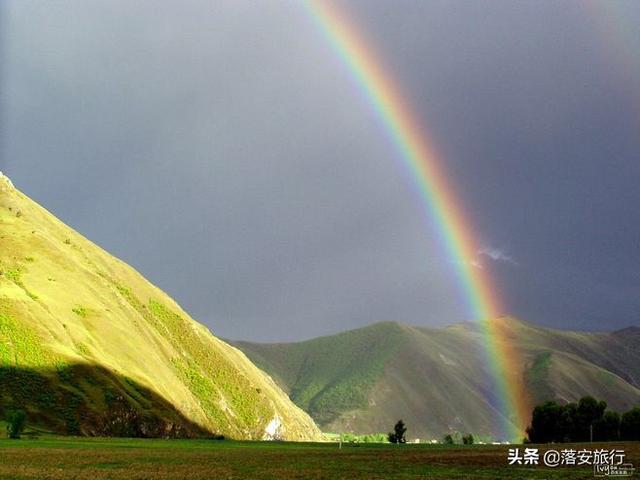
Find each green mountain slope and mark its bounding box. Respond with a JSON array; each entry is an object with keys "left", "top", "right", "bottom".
[
  {"left": 0, "top": 173, "right": 321, "bottom": 440},
  {"left": 235, "top": 318, "right": 640, "bottom": 441}
]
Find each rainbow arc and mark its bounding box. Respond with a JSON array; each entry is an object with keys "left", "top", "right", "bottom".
[{"left": 304, "top": 0, "right": 529, "bottom": 441}]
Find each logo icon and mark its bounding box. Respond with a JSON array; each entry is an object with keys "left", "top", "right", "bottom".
[{"left": 594, "top": 463, "right": 636, "bottom": 477}]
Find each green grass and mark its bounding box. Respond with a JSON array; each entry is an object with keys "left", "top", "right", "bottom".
[
  {"left": 2, "top": 266, "right": 39, "bottom": 302},
  {"left": 0, "top": 437, "right": 637, "bottom": 479},
  {"left": 4, "top": 268, "right": 23, "bottom": 284},
  {"left": 0, "top": 311, "right": 53, "bottom": 367}
]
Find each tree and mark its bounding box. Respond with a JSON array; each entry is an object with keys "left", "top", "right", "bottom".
[
  {"left": 442, "top": 434, "right": 454, "bottom": 445},
  {"left": 575, "top": 396, "right": 606, "bottom": 442},
  {"left": 6, "top": 410, "right": 26, "bottom": 439},
  {"left": 462, "top": 433, "right": 474, "bottom": 445},
  {"left": 388, "top": 419, "right": 407, "bottom": 444},
  {"left": 594, "top": 410, "right": 620, "bottom": 441},
  {"left": 526, "top": 401, "right": 564, "bottom": 443},
  {"left": 560, "top": 402, "right": 578, "bottom": 442},
  {"left": 621, "top": 407, "right": 640, "bottom": 441}
]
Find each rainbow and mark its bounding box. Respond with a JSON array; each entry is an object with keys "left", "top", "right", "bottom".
[
  {"left": 303, "top": 0, "right": 529, "bottom": 441},
  {"left": 586, "top": 1, "right": 640, "bottom": 85}
]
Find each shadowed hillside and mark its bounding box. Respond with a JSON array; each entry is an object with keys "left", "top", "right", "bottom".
[
  {"left": 0, "top": 364, "right": 209, "bottom": 437},
  {"left": 235, "top": 318, "right": 640, "bottom": 441},
  {"left": 0, "top": 172, "right": 321, "bottom": 440}
]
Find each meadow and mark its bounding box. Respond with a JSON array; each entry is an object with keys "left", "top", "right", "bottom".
[{"left": 0, "top": 437, "right": 638, "bottom": 479}]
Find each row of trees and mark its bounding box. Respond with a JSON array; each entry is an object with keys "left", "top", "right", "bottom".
[
  {"left": 388, "top": 420, "right": 476, "bottom": 445},
  {"left": 527, "top": 396, "right": 640, "bottom": 443}
]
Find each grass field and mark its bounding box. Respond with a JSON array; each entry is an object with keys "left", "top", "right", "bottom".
[{"left": 0, "top": 438, "right": 638, "bottom": 479}]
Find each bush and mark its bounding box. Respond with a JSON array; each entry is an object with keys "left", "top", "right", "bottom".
[
  {"left": 462, "top": 433, "right": 474, "bottom": 445},
  {"left": 336, "top": 433, "right": 388, "bottom": 443},
  {"left": 442, "top": 434, "right": 454, "bottom": 445},
  {"left": 6, "top": 410, "right": 27, "bottom": 439},
  {"left": 362, "top": 433, "right": 388, "bottom": 443},
  {"left": 72, "top": 306, "right": 88, "bottom": 318}
]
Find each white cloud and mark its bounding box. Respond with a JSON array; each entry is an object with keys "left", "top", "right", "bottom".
[{"left": 478, "top": 247, "right": 518, "bottom": 266}]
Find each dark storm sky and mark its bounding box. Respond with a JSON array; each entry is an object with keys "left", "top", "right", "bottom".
[{"left": 1, "top": 1, "right": 639, "bottom": 341}]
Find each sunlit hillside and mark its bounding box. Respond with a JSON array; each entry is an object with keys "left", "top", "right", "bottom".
[{"left": 0, "top": 173, "right": 321, "bottom": 440}]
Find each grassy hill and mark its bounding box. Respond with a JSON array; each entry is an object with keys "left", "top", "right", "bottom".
[
  {"left": 235, "top": 318, "right": 640, "bottom": 441},
  {"left": 0, "top": 172, "right": 321, "bottom": 440}
]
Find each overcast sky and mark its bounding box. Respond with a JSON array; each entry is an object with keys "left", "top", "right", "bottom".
[{"left": 1, "top": 1, "right": 639, "bottom": 341}]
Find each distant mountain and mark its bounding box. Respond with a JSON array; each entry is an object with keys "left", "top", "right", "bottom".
[
  {"left": 0, "top": 173, "right": 321, "bottom": 440},
  {"left": 234, "top": 318, "right": 640, "bottom": 441}
]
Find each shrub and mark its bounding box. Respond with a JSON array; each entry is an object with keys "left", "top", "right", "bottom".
[
  {"left": 462, "top": 433, "right": 474, "bottom": 445},
  {"left": 72, "top": 306, "right": 88, "bottom": 318}
]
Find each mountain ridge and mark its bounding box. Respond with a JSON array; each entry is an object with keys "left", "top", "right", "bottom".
[
  {"left": 234, "top": 317, "right": 640, "bottom": 441},
  {"left": 231, "top": 316, "right": 640, "bottom": 346}
]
